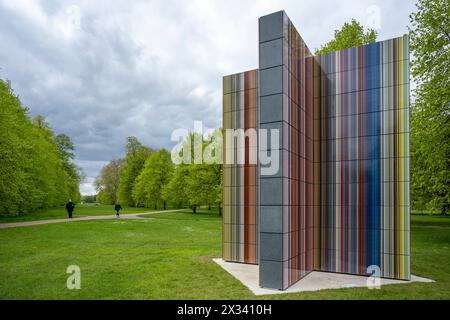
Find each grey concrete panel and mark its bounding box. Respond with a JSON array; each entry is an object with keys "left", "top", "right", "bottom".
[
  {"left": 260, "top": 206, "right": 283, "bottom": 233},
  {"left": 260, "top": 66, "right": 283, "bottom": 96},
  {"left": 260, "top": 260, "right": 283, "bottom": 289},
  {"left": 259, "top": 11, "right": 284, "bottom": 43},
  {"left": 260, "top": 94, "right": 283, "bottom": 123},
  {"left": 260, "top": 38, "right": 283, "bottom": 69},
  {"left": 260, "top": 178, "right": 282, "bottom": 206}
]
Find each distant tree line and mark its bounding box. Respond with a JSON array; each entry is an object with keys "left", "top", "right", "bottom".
[
  {"left": 0, "top": 79, "right": 82, "bottom": 216},
  {"left": 95, "top": 134, "right": 223, "bottom": 214},
  {"left": 81, "top": 194, "right": 97, "bottom": 203}
]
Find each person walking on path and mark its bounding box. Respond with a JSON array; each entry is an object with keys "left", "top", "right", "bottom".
[
  {"left": 65, "top": 200, "right": 75, "bottom": 219},
  {"left": 114, "top": 203, "right": 122, "bottom": 218}
]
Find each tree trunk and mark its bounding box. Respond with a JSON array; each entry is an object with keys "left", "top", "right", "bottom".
[
  {"left": 208, "top": 205, "right": 211, "bottom": 210},
  {"left": 164, "top": 200, "right": 166, "bottom": 210},
  {"left": 192, "top": 206, "right": 197, "bottom": 214},
  {"left": 218, "top": 206, "right": 222, "bottom": 216}
]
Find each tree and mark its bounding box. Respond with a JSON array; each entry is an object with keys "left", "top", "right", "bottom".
[
  {"left": 55, "top": 134, "right": 75, "bottom": 160},
  {"left": 81, "top": 194, "right": 97, "bottom": 203},
  {"left": 55, "top": 134, "right": 82, "bottom": 203},
  {"left": 315, "top": 19, "right": 377, "bottom": 55},
  {"left": 163, "top": 132, "right": 223, "bottom": 214},
  {"left": 95, "top": 158, "right": 124, "bottom": 204},
  {"left": 117, "top": 137, "right": 153, "bottom": 206},
  {"left": 162, "top": 163, "right": 190, "bottom": 209},
  {"left": 409, "top": 0, "right": 450, "bottom": 214},
  {"left": 184, "top": 165, "right": 212, "bottom": 213},
  {"left": 0, "top": 79, "right": 81, "bottom": 215},
  {"left": 133, "top": 148, "right": 173, "bottom": 209},
  {"left": 202, "top": 129, "right": 223, "bottom": 215}
]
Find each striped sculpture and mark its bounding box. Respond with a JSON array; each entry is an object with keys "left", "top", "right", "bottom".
[{"left": 222, "top": 11, "right": 410, "bottom": 290}]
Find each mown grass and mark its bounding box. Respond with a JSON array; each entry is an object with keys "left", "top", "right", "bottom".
[
  {"left": 0, "top": 211, "right": 448, "bottom": 299},
  {"left": 0, "top": 204, "right": 159, "bottom": 223},
  {"left": 139, "top": 209, "right": 221, "bottom": 221}
]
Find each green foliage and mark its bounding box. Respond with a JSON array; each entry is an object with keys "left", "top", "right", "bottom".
[
  {"left": 184, "top": 164, "right": 216, "bottom": 213},
  {"left": 133, "top": 148, "right": 173, "bottom": 209},
  {"left": 315, "top": 19, "right": 377, "bottom": 55},
  {"left": 117, "top": 137, "right": 153, "bottom": 206},
  {"left": 54, "top": 133, "right": 82, "bottom": 203},
  {"left": 162, "top": 164, "right": 190, "bottom": 209},
  {"left": 95, "top": 158, "right": 123, "bottom": 205},
  {"left": 409, "top": 0, "right": 450, "bottom": 214},
  {"left": 163, "top": 132, "right": 223, "bottom": 213},
  {"left": 0, "top": 79, "right": 81, "bottom": 215},
  {"left": 81, "top": 194, "right": 97, "bottom": 204},
  {"left": 99, "top": 131, "right": 223, "bottom": 212}
]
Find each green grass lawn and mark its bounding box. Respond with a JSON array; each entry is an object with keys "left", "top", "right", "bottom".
[
  {"left": 0, "top": 210, "right": 448, "bottom": 299},
  {"left": 0, "top": 204, "right": 159, "bottom": 223},
  {"left": 139, "top": 209, "right": 221, "bottom": 221}
]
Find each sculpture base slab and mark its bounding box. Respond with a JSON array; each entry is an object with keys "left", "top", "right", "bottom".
[{"left": 213, "top": 258, "right": 434, "bottom": 296}]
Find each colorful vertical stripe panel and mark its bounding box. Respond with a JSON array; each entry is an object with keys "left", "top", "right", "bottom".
[
  {"left": 313, "top": 35, "right": 410, "bottom": 280},
  {"left": 281, "top": 14, "right": 315, "bottom": 289},
  {"left": 223, "top": 70, "right": 258, "bottom": 264}
]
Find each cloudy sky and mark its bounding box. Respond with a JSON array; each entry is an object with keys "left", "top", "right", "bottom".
[{"left": 0, "top": 0, "right": 417, "bottom": 194}]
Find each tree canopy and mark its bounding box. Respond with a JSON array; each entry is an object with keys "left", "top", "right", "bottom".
[
  {"left": 163, "top": 132, "right": 223, "bottom": 213},
  {"left": 409, "top": 0, "right": 450, "bottom": 213},
  {"left": 117, "top": 137, "right": 153, "bottom": 206},
  {"left": 315, "top": 19, "right": 377, "bottom": 55},
  {"left": 0, "top": 79, "right": 81, "bottom": 216},
  {"left": 133, "top": 148, "right": 173, "bottom": 209},
  {"left": 95, "top": 158, "right": 124, "bottom": 205},
  {"left": 94, "top": 131, "right": 223, "bottom": 214}
]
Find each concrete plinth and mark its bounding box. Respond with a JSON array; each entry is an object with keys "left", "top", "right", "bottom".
[{"left": 213, "top": 258, "right": 434, "bottom": 296}]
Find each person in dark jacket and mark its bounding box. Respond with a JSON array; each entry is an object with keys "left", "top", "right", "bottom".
[
  {"left": 65, "top": 200, "right": 75, "bottom": 219},
  {"left": 114, "top": 203, "right": 122, "bottom": 218}
]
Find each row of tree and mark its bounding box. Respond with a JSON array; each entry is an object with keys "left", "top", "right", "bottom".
[
  {"left": 0, "top": 79, "right": 82, "bottom": 216},
  {"left": 95, "top": 135, "right": 223, "bottom": 214}
]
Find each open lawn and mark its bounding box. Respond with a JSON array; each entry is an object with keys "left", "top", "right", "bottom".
[
  {"left": 0, "top": 204, "right": 158, "bottom": 223},
  {"left": 0, "top": 210, "right": 448, "bottom": 299}
]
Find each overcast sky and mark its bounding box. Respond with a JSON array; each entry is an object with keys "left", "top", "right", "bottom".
[{"left": 0, "top": 0, "right": 417, "bottom": 194}]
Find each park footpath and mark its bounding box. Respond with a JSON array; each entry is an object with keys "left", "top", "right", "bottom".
[{"left": 0, "top": 209, "right": 183, "bottom": 229}]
